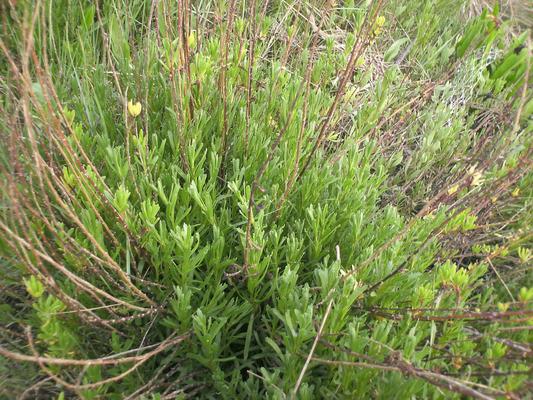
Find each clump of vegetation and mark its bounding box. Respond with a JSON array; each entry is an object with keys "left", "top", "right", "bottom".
[{"left": 0, "top": 0, "right": 531, "bottom": 398}]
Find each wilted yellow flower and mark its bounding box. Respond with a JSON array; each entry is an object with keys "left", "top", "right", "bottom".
[
  {"left": 467, "top": 165, "right": 483, "bottom": 187},
  {"left": 471, "top": 171, "right": 483, "bottom": 187},
  {"left": 128, "top": 100, "right": 142, "bottom": 117}
]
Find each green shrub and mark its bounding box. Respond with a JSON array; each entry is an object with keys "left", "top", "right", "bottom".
[{"left": 1, "top": 0, "right": 531, "bottom": 398}]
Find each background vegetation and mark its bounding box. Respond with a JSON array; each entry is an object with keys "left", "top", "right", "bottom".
[{"left": 0, "top": 0, "right": 531, "bottom": 398}]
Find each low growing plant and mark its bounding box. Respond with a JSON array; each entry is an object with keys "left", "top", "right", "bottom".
[{"left": 0, "top": 0, "right": 531, "bottom": 398}]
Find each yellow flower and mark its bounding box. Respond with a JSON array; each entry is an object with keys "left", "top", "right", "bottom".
[
  {"left": 447, "top": 184, "right": 459, "bottom": 195},
  {"left": 372, "top": 16, "right": 386, "bottom": 37},
  {"left": 128, "top": 100, "right": 142, "bottom": 117},
  {"left": 511, "top": 187, "right": 520, "bottom": 197}
]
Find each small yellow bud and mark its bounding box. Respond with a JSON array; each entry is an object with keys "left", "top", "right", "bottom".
[
  {"left": 511, "top": 188, "right": 520, "bottom": 197},
  {"left": 497, "top": 302, "right": 509, "bottom": 312},
  {"left": 188, "top": 31, "right": 196, "bottom": 48},
  {"left": 127, "top": 100, "right": 142, "bottom": 117}
]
